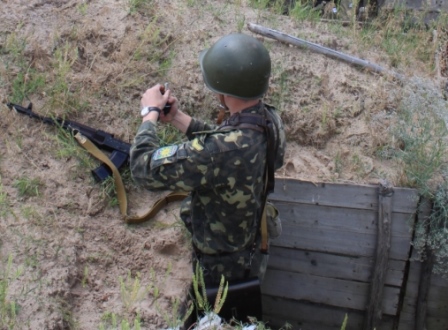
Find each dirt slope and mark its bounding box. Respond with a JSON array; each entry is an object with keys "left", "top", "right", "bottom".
[{"left": 0, "top": 0, "right": 446, "bottom": 329}]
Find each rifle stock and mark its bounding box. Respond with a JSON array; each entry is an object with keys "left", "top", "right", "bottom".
[{"left": 6, "top": 102, "right": 131, "bottom": 182}]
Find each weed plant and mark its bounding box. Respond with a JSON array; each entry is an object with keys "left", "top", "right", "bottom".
[
  {"left": 119, "top": 271, "right": 151, "bottom": 313},
  {"left": 13, "top": 176, "right": 42, "bottom": 198},
  {"left": 97, "top": 271, "right": 149, "bottom": 329},
  {"left": 100, "top": 265, "right": 191, "bottom": 330},
  {"left": 0, "top": 255, "right": 22, "bottom": 330},
  {"left": 157, "top": 125, "right": 186, "bottom": 147},
  {"left": 128, "top": 0, "right": 151, "bottom": 14},
  {"left": 51, "top": 124, "right": 98, "bottom": 174},
  {"left": 0, "top": 178, "right": 10, "bottom": 218},
  {"left": 99, "top": 311, "right": 142, "bottom": 330},
  {"left": 422, "top": 184, "right": 448, "bottom": 277},
  {"left": 289, "top": 0, "right": 322, "bottom": 22},
  {"left": 389, "top": 77, "right": 448, "bottom": 276},
  {"left": 357, "top": 7, "right": 443, "bottom": 71}
]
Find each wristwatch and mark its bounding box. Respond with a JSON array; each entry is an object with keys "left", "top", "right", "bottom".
[{"left": 141, "top": 106, "right": 161, "bottom": 117}]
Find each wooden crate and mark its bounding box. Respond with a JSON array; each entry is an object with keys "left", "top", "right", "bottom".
[{"left": 261, "top": 179, "right": 420, "bottom": 330}]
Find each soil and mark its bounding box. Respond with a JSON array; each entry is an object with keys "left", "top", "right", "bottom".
[{"left": 0, "top": 0, "right": 447, "bottom": 329}]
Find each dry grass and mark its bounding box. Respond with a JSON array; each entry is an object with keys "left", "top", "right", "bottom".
[{"left": 2, "top": 0, "right": 448, "bottom": 328}]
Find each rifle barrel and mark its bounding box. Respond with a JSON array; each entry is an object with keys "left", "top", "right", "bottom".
[{"left": 6, "top": 102, "right": 130, "bottom": 154}]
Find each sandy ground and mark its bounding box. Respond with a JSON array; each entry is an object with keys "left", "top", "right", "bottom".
[{"left": 0, "top": 0, "right": 447, "bottom": 329}]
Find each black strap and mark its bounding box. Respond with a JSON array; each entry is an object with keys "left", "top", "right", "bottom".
[
  {"left": 218, "top": 105, "right": 279, "bottom": 196},
  {"left": 219, "top": 112, "right": 267, "bottom": 132},
  {"left": 264, "top": 116, "right": 276, "bottom": 194},
  {"left": 218, "top": 105, "right": 280, "bottom": 254}
]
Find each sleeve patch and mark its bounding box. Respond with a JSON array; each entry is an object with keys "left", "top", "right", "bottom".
[{"left": 152, "top": 145, "right": 178, "bottom": 160}]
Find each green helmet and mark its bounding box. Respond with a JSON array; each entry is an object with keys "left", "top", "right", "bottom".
[{"left": 199, "top": 33, "right": 271, "bottom": 100}]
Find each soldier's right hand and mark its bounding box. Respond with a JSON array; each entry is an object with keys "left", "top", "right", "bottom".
[{"left": 159, "top": 94, "right": 178, "bottom": 123}]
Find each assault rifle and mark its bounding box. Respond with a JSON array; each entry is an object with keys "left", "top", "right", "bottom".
[{"left": 6, "top": 102, "right": 130, "bottom": 182}]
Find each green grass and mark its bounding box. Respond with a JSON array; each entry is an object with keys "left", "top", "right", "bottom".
[
  {"left": 11, "top": 70, "right": 46, "bottom": 104},
  {"left": 0, "top": 178, "right": 10, "bottom": 218},
  {"left": 157, "top": 125, "right": 185, "bottom": 146},
  {"left": 424, "top": 184, "right": 448, "bottom": 277},
  {"left": 249, "top": 0, "right": 271, "bottom": 11},
  {"left": 20, "top": 205, "right": 43, "bottom": 224},
  {"left": 3, "top": 33, "right": 45, "bottom": 104},
  {"left": 128, "top": 0, "right": 152, "bottom": 14},
  {"left": 99, "top": 265, "right": 184, "bottom": 329},
  {"left": 47, "top": 42, "right": 80, "bottom": 111},
  {"left": 119, "top": 271, "right": 151, "bottom": 312},
  {"left": 356, "top": 7, "right": 444, "bottom": 71},
  {"left": 99, "top": 311, "right": 143, "bottom": 330},
  {"left": 0, "top": 255, "right": 22, "bottom": 330},
  {"left": 13, "top": 176, "right": 42, "bottom": 198},
  {"left": 289, "top": 0, "right": 322, "bottom": 21},
  {"left": 390, "top": 78, "right": 448, "bottom": 192},
  {"left": 388, "top": 77, "right": 448, "bottom": 276},
  {"left": 76, "top": 1, "right": 88, "bottom": 15}
]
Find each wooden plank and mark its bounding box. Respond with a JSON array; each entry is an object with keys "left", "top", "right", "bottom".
[
  {"left": 397, "top": 259, "right": 422, "bottom": 330},
  {"left": 272, "top": 227, "right": 372, "bottom": 257},
  {"left": 261, "top": 269, "right": 400, "bottom": 315},
  {"left": 397, "top": 197, "right": 430, "bottom": 330},
  {"left": 273, "top": 229, "right": 411, "bottom": 260},
  {"left": 426, "top": 318, "right": 448, "bottom": 330},
  {"left": 262, "top": 295, "right": 395, "bottom": 330},
  {"left": 268, "top": 246, "right": 406, "bottom": 287},
  {"left": 271, "top": 179, "right": 419, "bottom": 213},
  {"left": 427, "top": 299, "right": 448, "bottom": 317},
  {"left": 427, "top": 276, "right": 448, "bottom": 317},
  {"left": 403, "top": 268, "right": 448, "bottom": 328},
  {"left": 413, "top": 197, "right": 433, "bottom": 330},
  {"left": 429, "top": 273, "right": 448, "bottom": 287},
  {"left": 274, "top": 202, "right": 415, "bottom": 238},
  {"left": 262, "top": 295, "right": 363, "bottom": 330},
  {"left": 263, "top": 314, "right": 337, "bottom": 330},
  {"left": 365, "top": 180, "right": 394, "bottom": 330},
  {"left": 416, "top": 251, "right": 434, "bottom": 330},
  {"left": 272, "top": 202, "right": 414, "bottom": 259},
  {"left": 424, "top": 282, "right": 448, "bottom": 329},
  {"left": 273, "top": 220, "right": 412, "bottom": 260}
]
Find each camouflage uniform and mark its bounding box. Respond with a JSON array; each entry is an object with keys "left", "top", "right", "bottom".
[{"left": 130, "top": 102, "right": 285, "bottom": 285}]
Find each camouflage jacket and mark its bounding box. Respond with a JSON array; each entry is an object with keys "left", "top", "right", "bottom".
[{"left": 130, "top": 102, "right": 286, "bottom": 256}]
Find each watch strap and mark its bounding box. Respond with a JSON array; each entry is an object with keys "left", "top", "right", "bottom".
[{"left": 141, "top": 106, "right": 161, "bottom": 117}]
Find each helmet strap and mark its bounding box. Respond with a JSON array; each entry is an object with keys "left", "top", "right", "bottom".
[
  {"left": 218, "top": 94, "right": 228, "bottom": 111},
  {"left": 216, "top": 94, "right": 229, "bottom": 125}
]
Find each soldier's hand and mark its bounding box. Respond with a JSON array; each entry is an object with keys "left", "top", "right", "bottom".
[
  {"left": 159, "top": 95, "right": 178, "bottom": 123},
  {"left": 141, "top": 84, "right": 170, "bottom": 111}
]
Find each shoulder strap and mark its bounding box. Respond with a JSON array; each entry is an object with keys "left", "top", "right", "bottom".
[
  {"left": 263, "top": 108, "right": 280, "bottom": 194},
  {"left": 218, "top": 107, "right": 279, "bottom": 194},
  {"left": 74, "top": 132, "right": 188, "bottom": 224},
  {"left": 217, "top": 105, "right": 280, "bottom": 254},
  {"left": 218, "top": 112, "right": 266, "bottom": 132}
]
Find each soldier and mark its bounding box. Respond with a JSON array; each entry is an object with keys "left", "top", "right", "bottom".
[{"left": 130, "top": 33, "right": 286, "bottom": 289}]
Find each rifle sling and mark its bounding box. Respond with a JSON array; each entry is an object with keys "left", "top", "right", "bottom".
[
  {"left": 75, "top": 110, "right": 274, "bottom": 253},
  {"left": 74, "top": 133, "right": 187, "bottom": 224}
]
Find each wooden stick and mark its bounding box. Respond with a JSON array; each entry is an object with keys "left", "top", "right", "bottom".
[
  {"left": 247, "top": 22, "right": 405, "bottom": 82},
  {"left": 415, "top": 198, "right": 435, "bottom": 330},
  {"left": 364, "top": 179, "right": 394, "bottom": 330},
  {"left": 415, "top": 249, "right": 433, "bottom": 330}
]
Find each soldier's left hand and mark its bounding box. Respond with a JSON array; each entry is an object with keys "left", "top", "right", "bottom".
[{"left": 141, "top": 84, "right": 170, "bottom": 111}]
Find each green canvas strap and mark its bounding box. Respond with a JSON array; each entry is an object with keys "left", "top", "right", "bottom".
[
  {"left": 74, "top": 132, "right": 187, "bottom": 224},
  {"left": 75, "top": 122, "right": 270, "bottom": 254}
]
